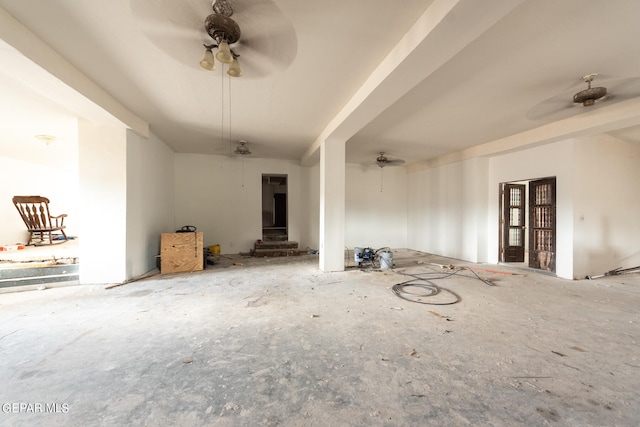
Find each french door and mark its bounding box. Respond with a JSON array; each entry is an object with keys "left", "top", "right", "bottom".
[
  {"left": 501, "top": 183, "right": 526, "bottom": 263},
  {"left": 529, "top": 178, "right": 556, "bottom": 272},
  {"left": 500, "top": 177, "right": 556, "bottom": 273}
]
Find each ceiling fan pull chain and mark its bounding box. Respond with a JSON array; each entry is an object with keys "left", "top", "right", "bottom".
[{"left": 228, "top": 74, "right": 232, "bottom": 149}]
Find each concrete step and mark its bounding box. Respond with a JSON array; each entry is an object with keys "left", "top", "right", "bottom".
[
  {"left": 255, "top": 241, "right": 299, "bottom": 250},
  {"left": 263, "top": 235, "right": 288, "bottom": 242},
  {"left": 254, "top": 248, "right": 305, "bottom": 257},
  {"left": 0, "top": 264, "right": 80, "bottom": 288},
  {"left": 254, "top": 240, "right": 301, "bottom": 257}
]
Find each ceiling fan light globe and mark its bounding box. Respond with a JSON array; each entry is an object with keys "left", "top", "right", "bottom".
[
  {"left": 227, "top": 58, "right": 242, "bottom": 77},
  {"left": 235, "top": 140, "right": 251, "bottom": 155},
  {"left": 216, "top": 40, "right": 234, "bottom": 64},
  {"left": 199, "top": 48, "right": 216, "bottom": 71}
]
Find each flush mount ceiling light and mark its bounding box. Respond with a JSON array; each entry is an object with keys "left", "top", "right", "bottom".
[
  {"left": 35, "top": 134, "right": 56, "bottom": 145},
  {"left": 234, "top": 139, "right": 251, "bottom": 155},
  {"left": 200, "top": 0, "right": 242, "bottom": 77},
  {"left": 573, "top": 73, "right": 607, "bottom": 106}
]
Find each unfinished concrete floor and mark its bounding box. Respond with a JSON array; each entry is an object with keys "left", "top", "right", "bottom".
[{"left": 0, "top": 250, "right": 639, "bottom": 426}]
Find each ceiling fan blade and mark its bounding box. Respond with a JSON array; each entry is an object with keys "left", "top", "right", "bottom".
[
  {"left": 528, "top": 75, "right": 640, "bottom": 121},
  {"left": 606, "top": 77, "right": 640, "bottom": 95},
  {"left": 237, "top": 31, "right": 297, "bottom": 78},
  {"left": 131, "top": 0, "right": 215, "bottom": 68},
  {"left": 233, "top": 2, "right": 297, "bottom": 78},
  {"left": 131, "top": 0, "right": 297, "bottom": 78},
  {"left": 131, "top": 0, "right": 209, "bottom": 32},
  {"left": 526, "top": 96, "right": 578, "bottom": 121}
]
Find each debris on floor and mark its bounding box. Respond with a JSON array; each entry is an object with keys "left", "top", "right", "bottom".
[
  {"left": 223, "top": 403, "right": 240, "bottom": 412},
  {"left": 105, "top": 270, "right": 159, "bottom": 290},
  {"left": 0, "top": 244, "right": 25, "bottom": 251},
  {"left": 587, "top": 265, "right": 640, "bottom": 280},
  {"left": 468, "top": 267, "right": 521, "bottom": 276},
  {"left": 428, "top": 310, "right": 451, "bottom": 320},
  {"left": 430, "top": 262, "right": 455, "bottom": 269}
]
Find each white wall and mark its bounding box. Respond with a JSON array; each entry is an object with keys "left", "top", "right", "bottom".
[
  {"left": 345, "top": 163, "right": 407, "bottom": 249},
  {"left": 463, "top": 157, "right": 490, "bottom": 262},
  {"left": 488, "top": 140, "right": 575, "bottom": 278},
  {"left": 572, "top": 134, "right": 640, "bottom": 278},
  {"left": 126, "top": 130, "right": 175, "bottom": 279},
  {"left": 407, "top": 157, "right": 489, "bottom": 262},
  {"left": 174, "top": 154, "right": 311, "bottom": 253},
  {"left": 0, "top": 120, "right": 79, "bottom": 245},
  {"left": 301, "top": 162, "right": 319, "bottom": 251},
  {"left": 403, "top": 134, "right": 640, "bottom": 280},
  {"left": 407, "top": 140, "right": 575, "bottom": 277}
]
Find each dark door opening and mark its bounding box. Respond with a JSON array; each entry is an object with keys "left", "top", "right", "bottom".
[
  {"left": 273, "top": 193, "right": 287, "bottom": 227},
  {"left": 499, "top": 177, "right": 556, "bottom": 273},
  {"left": 262, "top": 174, "right": 288, "bottom": 241}
]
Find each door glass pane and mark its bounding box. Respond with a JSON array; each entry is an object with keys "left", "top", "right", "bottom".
[
  {"left": 535, "top": 183, "right": 552, "bottom": 205},
  {"left": 533, "top": 206, "right": 552, "bottom": 228},
  {"left": 510, "top": 187, "right": 521, "bottom": 205},
  {"left": 509, "top": 229, "right": 521, "bottom": 246},
  {"left": 509, "top": 207, "right": 520, "bottom": 226}
]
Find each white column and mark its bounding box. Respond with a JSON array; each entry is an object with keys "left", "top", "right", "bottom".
[
  {"left": 319, "top": 139, "right": 346, "bottom": 272},
  {"left": 78, "top": 119, "right": 128, "bottom": 284}
]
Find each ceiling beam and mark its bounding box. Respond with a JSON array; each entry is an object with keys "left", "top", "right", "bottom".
[
  {"left": 407, "top": 96, "right": 640, "bottom": 172},
  {"left": 0, "top": 6, "right": 148, "bottom": 137},
  {"left": 300, "top": 0, "right": 525, "bottom": 166}
]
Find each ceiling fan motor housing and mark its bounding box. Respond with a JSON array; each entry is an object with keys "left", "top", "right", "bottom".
[
  {"left": 573, "top": 86, "right": 607, "bottom": 106},
  {"left": 205, "top": 14, "right": 241, "bottom": 44}
]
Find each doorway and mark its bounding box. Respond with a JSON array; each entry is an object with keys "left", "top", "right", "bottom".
[
  {"left": 262, "top": 174, "right": 288, "bottom": 241},
  {"left": 499, "top": 177, "right": 556, "bottom": 273}
]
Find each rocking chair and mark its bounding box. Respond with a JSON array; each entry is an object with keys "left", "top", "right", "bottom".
[{"left": 12, "top": 196, "right": 68, "bottom": 245}]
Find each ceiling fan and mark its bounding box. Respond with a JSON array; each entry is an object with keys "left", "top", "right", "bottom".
[
  {"left": 376, "top": 152, "right": 406, "bottom": 168},
  {"left": 234, "top": 139, "right": 251, "bottom": 155},
  {"left": 233, "top": 139, "right": 251, "bottom": 187},
  {"left": 572, "top": 74, "right": 607, "bottom": 106},
  {"left": 130, "top": 0, "right": 298, "bottom": 77},
  {"left": 527, "top": 73, "right": 640, "bottom": 121},
  {"left": 375, "top": 152, "right": 405, "bottom": 193}
]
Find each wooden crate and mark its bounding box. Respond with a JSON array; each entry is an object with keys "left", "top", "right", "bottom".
[{"left": 160, "top": 232, "right": 203, "bottom": 274}]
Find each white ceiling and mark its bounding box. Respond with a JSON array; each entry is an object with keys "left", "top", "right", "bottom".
[{"left": 1, "top": 0, "right": 640, "bottom": 168}]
